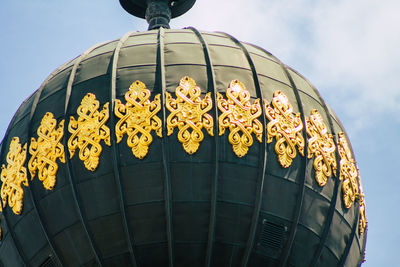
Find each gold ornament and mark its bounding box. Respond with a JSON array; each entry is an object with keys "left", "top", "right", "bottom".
[
  {"left": 29, "top": 112, "right": 65, "bottom": 190},
  {"left": 217, "top": 80, "right": 263, "bottom": 157},
  {"left": 264, "top": 91, "right": 304, "bottom": 168},
  {"left": 166, "top": 76, "right": 213, "bottom": 154},
  {"left": 338, "top": 132, "right": 359, "bottom": 208},
  {"left": 358, "top": 179, "right": 367, "bottom": 235},
  {"left": 115, "top": 80, "right": 162, "bottom": 159},
  {"left": 68, "top": 93, "right": 110, "bottom": 171},
  {"left": 0, "top": 137, "right": 28, "bottom": 215},
  {"left": 306, "top": 109, "right": 337, "bottom": 186}
]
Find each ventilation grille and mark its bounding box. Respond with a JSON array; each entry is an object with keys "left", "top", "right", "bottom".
[{"left": 259, "top": 221, "right": 285, "bottom": 250}]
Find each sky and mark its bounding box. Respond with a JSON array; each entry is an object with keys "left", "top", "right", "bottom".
[{"left": 1, "top": 0, "right": 399, "bottom": 265}]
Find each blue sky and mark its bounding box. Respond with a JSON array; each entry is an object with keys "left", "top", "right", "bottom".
[{"left": 1, "top": 0, "right": 399, "bottom": 265}]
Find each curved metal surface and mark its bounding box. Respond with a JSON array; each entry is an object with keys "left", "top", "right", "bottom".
[
  {"left": 277, "top": 65, "right": 308, "bottom": 267},
  {"left": 157, "top": 27, "right": 175, "bottom": 267},
  {"left": 24, "top": 60, "right": 76, "bottom": 266},
  {"left": 0, "top": 108, "right": 30, "bottom": 266},
  {"left": 358, "top": 228, "right": 367, "bottom": 266},
  {"left": 338, "top": 206, "right": 360, "bottom": 266},
  {"left": 63, "top": 43, "right": 108, "bottom": 266},
  {"left": 110, "top": 31, "right": 138, "bottom": 266},
  {"left": 0, "top": 60, "right": 73, "bottom": 266},
  {"left": 187, "top": 27, "right": 220, "bottom": 267},
  {"left": 0, "top": 28, "right": 367, "bottom": 266},
  {"left": 217, "top": 32, "right": 269, "bottom": 267},
  {"left": 306, "top": 72, "right": 342, "bottom": 266}
]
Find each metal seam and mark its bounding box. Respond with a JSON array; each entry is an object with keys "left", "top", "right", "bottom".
[
  {"left": 338, "top": 206, "right": 360, "bottom": 266},
  {"left": 215, "top": 32, "right": 268, "bottom": 267},
  {"left": 110, "top": 31, "right": 138, "bottom": 267},
  {"left": 300, "top": 77, "right": 366, "bottom": 263},
  {"left": 24, "top": 62, "right": 75, "bottom": 266},
  {"left": 63, "top": 43, "right": 107, "bottom": 266},
  {"left": 305, "top": 79, "right": 363, "bottom": 266},
  {"left": 158, "top": 27, "right": 175, "bottom": 267},
  {"left": 64, "top": 42, "right": 108, "bottom": 114},
  {"left": 294, "top": 71, "right": 342, "bottom": 267},
  {"left": 276, "top": 66, "right": 308, "bottom": 267},
  {"left": 187, "top": 27, "right": 219, "bottom": 267},
  {"left": 237, "top": 44, "right": 309, "bottom": 265}
]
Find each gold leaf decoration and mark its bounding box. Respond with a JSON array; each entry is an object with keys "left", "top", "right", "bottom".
[
  {"left": 264, "top": 90, "right": 304, "bottom": 168},
  {"left": 358, "top": 179, "right": 367, "bottom": 235},
  {"left": 338, "top": 132, "right": 359, "bottom": 208},
  {"left": 68, "top": 93, "right": 110, "bottom": 171},
  {"left": 217, "top": 80, "right": 262, "bottom": 157},
  {"left": 29, "top": 112, "right": 65, "bottom": 190},
  {"left": 0, "top": 137, "right": 28, "bottom": 215},
  {"left": 115, "top": 80, "right": 162, "bottom": 159},
  {"left": 306, "top": 109, "right": 337, "bottom": 186},
  {"left": 166, "top": 76, "right": 213, "bottom": 154}
]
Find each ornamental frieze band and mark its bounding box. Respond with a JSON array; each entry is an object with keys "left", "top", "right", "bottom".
[{"left": 0, "top": 77, "right": 366, "bottom": 239}]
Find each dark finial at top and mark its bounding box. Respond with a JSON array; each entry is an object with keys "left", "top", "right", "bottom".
[{"left": 119, "top": 0, "right": 196, "bottom": 30}]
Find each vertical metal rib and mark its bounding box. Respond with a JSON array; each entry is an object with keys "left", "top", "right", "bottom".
[
  {"left": 310, "top": 175, "right": 340, "bottom": 266},
  {"left": 324, "top": 108, "right": 366, "bottom": 266},
  {"left": 110, "top": 31, "right": 138, "bottom": 267},
  {"left": 187, "top": 27, "right": 219, "bottom": 267},
  {"left": 241, "top": 43, "right": 310, "bottom": 266},
  {"left": 218, "top": 32, "right": 268, "bottom": 267},
  {"left": 157, "top": 27, "right": 175, "bottom": 267},
  {"left": 63, "top": 43, "right": 108, "bottom": 266},
  {"left": 307, "top": 77, "right": 341, "bottom": 266},
  {"left": 338, "top": 206, "right": 360, "bottom": 266},
  {"left": 276, "top": 66, "right": 308, "bottom": 266},
  {"left": 24, "top": 61, "right": 75, "bottom": 266},
  {"left": 296, "top": 75, "right": 343, "bottom": 266}
]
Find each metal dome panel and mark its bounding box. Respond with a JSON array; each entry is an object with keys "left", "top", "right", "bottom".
[{"left": 0, "top": 28, "right": 366, "bottom": 266}]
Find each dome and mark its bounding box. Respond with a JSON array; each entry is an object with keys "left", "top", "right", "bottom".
[{"left": 0, "top": 4, "right": 366, "bottom": 267}]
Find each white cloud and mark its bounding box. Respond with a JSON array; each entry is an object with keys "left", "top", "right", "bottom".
[
  {"left": 309, "top": 0, "right": 400, "bottom": 120},
  {"left": 174, "top": 0, "right": 400, "bottom": 132}
]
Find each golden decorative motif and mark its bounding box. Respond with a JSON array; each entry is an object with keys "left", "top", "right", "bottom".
[
  {"left": 217, "top": 80, "right": 262, "bottom": 157},
  {"left": 68, "top": 93, "right": 110, "bottom": 171},
  {"left": 338, "top": 132, "right": 359, "bottom": 208},
  {"left": 358, "top": 179, "right": 367, "bottom": 235},
  {"left": 115, "top": 81, "right": 162, "bottom": 159},
  {"left": 28, "top": 113, "right": 65, "bottom": 190},
  {"left": 0, "top": 137, "right": 28, "bottom": 215},
  {"left": 264, "top": 91, "right": 304, "bottom": 168},
  {"left": 166, "top": 76, "right": 213, "bottom": 154},
  {"left": 306, "top": 109, "right": 337, "bottom": 186}
]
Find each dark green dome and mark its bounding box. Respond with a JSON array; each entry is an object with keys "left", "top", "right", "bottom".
[{"left": 0, "top": 28, "right": 366, "bottom": 266}]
